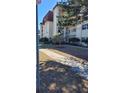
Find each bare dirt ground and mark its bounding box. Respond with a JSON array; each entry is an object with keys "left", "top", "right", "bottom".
[{"left": 38, "top": 50, "right": 88, "bottom": 93}]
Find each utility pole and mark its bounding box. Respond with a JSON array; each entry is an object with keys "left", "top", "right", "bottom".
[{"left": 36, "top": 2, "right": 40, "bottom": 93}]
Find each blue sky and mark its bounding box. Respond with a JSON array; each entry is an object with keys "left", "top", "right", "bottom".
[{"left": 38, "top": 0, "right": 60, "bottom": 29}]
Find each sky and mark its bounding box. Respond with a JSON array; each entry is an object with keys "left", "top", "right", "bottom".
[{"left": 38, "top": 0, "right": 61, "bottom": 29}]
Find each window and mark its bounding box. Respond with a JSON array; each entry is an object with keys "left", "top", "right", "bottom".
[{"left": 82, "top": 24, "right": 88, "bottom": 30}]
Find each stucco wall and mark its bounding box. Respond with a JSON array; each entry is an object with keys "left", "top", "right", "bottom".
[
  {"left": 53, "top": 6, "right": 60, "bottom": 36},
  {"left": 42, "top": 21, "right": 53, "bottom": 38}
]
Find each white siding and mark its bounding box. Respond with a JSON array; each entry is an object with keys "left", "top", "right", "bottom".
[
  {"left": 69, "top": 27, "right": 76, "bottom": 38},
  {"left": 40, "top": 24, "right": 42, "bottom": 38},
  {"left": 82, "top": 21, "right": 88, "bottom": 38},
  {"left": 53, "top": 6, "right": 59, "bottom": 36},
  {"left": 76, "top": 24, "right": 82, "bottom": 39},
  {"left": 63, "top": 21, "right": 88, "bottom": 40},
  {"left": 43, "top": 21, "right": 53, "bottom": 38},
  {"left": 49, "top": 21, "right": 53, "bottom": 38},
  {"left": 52, "top": 5, "right": 88, "bottom": 42}
]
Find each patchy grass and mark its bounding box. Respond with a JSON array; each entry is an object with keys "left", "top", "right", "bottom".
[
  {"left": 38, "top": 49, "right": 88, "bottom": 93},
  {"left": 39, "top": 51, "right": 53, "bottom": 63}
]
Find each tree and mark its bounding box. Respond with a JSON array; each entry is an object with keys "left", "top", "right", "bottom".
[
  {"left": 52, "top": 33, "right": 64, "bottom": 45},
  {"left": 58, "top": 0, "right": 88, "bottom": 27},
  {"left": 54, "top": 0, "right": 88, "bottom": 46}
]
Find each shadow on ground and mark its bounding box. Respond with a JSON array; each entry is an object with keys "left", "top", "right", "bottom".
[{"left": 37, "top": 61, "right": 88, "bottom": 93}]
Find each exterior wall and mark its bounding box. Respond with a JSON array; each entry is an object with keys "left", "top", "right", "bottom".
[
  {"left": 42, "top": 24, "right": 45, "bottom": 37},
  {"left": 64, "top": 27, "right": 70, "bottom": 42},
  {"left": 43, "top": 22, "right": 49, "bottom": 38},
  {"left": 49, "top": 21, "right": 53, "bottom": 38},
  {"left": 69, "top": 26, "right": 77, "bottom": 38},
  {"left": 53, "top": 6, "right": 60, "bottom": 36},
  {"left": 82, "top": 21, "right": 88, "bottom": 38},
  {"left": 52, "top": 5, "right": 88, "bottom": 42},
  {"left": 76, "top": 24, "right": 82, "bottom": 40},
  {"left": 63, "top": 20, "right": 88, "bottom": 45},
  {"left": 67, "top": 21, "right": 88, "bottom": 39},
  {"left": 40, "top": 24, "right": 43, "bottom": 38},
  {"left": 42, "top": 21, "right": 53, "bottom": 38},
  {"left": 41, "top": 4, "right": 88, "bottom": 46},
  {"left": 38, "top": 30, "right": 41, "bottom": 40},
  {"left": 63, "top": 27, "right": 67, "bottom": 41}
]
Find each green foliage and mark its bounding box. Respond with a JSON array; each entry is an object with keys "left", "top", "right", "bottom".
[
  {"left": 52, "top": 35, "right": 64, "bottom": 44},
  {"left": 58, "top": 0, "right": 88, "bottom": 27},
  {"left": 39, "top": 37, "right": 49, "bottom": 44},
  {"left": 69, "top": 37, "right": 80, "bottom": 42}
]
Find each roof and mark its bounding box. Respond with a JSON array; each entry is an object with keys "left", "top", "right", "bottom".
[
  {"left": 43, "top": 11, "right": 53, "bottom": 24},
  {"left": 53, "top": 3, "right": 59, "bottom": 10}
]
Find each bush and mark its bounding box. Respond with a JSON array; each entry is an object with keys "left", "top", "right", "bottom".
[
  {"left": 39, "top": 37, "right": 49, "bottom": 44},
  {"left": 82, "top": 37, "right": 88, "bottom": 44},
  {"left": 69, "top": 37, "right": 80, "bottom": 43},
  {"left": 52, "top": 35, "right": 64, "bottom": 44}
]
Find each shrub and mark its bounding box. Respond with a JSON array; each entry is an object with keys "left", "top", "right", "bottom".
[
  {"left": 39, "top": 37, "right": 49, "bottom": 44},
  {"left": 82, "top": 37, "right": 88, "bottom": 44},
  {"left": 52, "top": 35, "right": 64, "bottom": 44},
  {"left": 69, "top": 37, "right": 80, "bottom": 43}
]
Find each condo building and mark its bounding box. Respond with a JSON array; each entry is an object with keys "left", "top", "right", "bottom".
[
  {"left": 42, "top": 11, "right": 53, "bottom": 39},
  {"left": 40, "top": 4, "right": 88, "bottom": 45}
]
